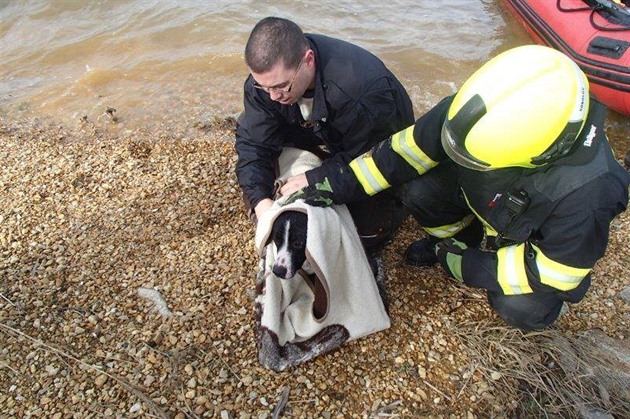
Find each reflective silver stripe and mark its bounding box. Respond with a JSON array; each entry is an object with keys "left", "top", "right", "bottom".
[
  {"left": 497, "top": 244, "right": 532, "bottom": 295},
  {"left": 532, "top": 244, "right": 589, "bottom": 290},
  {"left": 424, "top": 214, "right": 474, "bottom": 238},
  {"left": 392, "top": 129, "right": 437, "bottom": 174},
  {"left": 349, "top": 155, "right": 390, "bottom": 195},
  {"left": 538, "top": 265, "right": 585, "bottom": 285}
]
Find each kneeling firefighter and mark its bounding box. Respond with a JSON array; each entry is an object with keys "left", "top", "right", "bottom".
[{"left": 287, "top": 45, "right": 630, "bottom": 330}]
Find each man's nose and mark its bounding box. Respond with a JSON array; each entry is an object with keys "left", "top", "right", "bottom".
[{"left": 269, "top": 90, "right": 284, "bottom": 101}]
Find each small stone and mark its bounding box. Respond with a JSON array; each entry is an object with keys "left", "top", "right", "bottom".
[
  {"left": 143, "top": 375, "right": 155, "bottom": 387},
  {"left": 147, "top": 352, "right": 158, "bottom": 364},
  {"left": 94, "top": 374, "right": 108, "bottom": 387},
  {"left": 129, "top": 402, "right": 142, "bottom": 413},
  {"left": 45, "top": 364, "right": 59, "bottom": 376}
]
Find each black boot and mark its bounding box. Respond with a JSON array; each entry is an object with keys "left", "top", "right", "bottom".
[{"left": 405, "top": 237, "right": 439, "bottom": 266}]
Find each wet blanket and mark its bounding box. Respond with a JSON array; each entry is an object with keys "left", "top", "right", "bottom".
[{"left": 253, "top": 148, "right": 390, "bottom": 372}]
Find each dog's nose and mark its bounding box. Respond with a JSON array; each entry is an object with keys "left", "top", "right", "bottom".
[{"left": 272, "top": 264, "right": 288, "bottom": 279}]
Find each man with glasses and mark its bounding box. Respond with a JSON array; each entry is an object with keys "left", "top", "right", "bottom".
[{"left": 235, "top": 17, "right": 414, "bottom": 250}]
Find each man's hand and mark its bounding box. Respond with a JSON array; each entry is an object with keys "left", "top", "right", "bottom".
[
  {"left": 279, "top": 173, "right": 308, "bottom": 196},
  {"left": 435, "top": 238, "right": 467, "bottom": 282},
  {"left": 284, "top": 177, "right": 335, "bottom": 207},
  {"left": 254, "top": 198, "right": 274, "bottom": 221}
]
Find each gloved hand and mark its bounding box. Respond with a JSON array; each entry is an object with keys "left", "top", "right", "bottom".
[
  {"left": 284, "top": 177, "right": 335, "bottom": 207},
  {"left": 435, "top": 238, "right": 467, "bottom": 282}
]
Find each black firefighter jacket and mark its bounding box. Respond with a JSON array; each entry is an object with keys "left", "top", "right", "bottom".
[
  {"left": 235, "top": 33, "right": 414, "bottom": 210},
  {"left": 309, "top": 96, "right": 630, "bottom": 301}
]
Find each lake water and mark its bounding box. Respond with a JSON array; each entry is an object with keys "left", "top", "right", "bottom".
[{"left": 0, "top": 0, "right": 628, "bottom": 151}]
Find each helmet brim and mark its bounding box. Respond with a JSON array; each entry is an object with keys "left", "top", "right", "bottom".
[{"left": 441, "top": 123, "right": 491, "bottom": 171}]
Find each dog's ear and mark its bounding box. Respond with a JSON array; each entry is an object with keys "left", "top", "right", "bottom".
[
  {"left": 266, "top": 215, "right": 282, "bottom": 247},
  {"left": 265, "top": 223, "right": 275, "bottom": 247}
]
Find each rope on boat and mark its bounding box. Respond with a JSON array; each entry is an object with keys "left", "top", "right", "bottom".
[{"left": 556, "top": 0, "right": 630, "bottom": 31}]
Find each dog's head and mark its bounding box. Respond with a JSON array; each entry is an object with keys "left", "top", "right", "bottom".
[{"left": 270, "top": 210, "right": 308, "bottom": 279}]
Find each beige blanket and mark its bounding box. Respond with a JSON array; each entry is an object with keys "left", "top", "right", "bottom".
[{"left": 253, "top": 148, "right": 390, "bottom": 372}]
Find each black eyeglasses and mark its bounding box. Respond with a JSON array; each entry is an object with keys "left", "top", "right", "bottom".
[{"left": 252, "top": 57, "right": 305, "bottom": 94}]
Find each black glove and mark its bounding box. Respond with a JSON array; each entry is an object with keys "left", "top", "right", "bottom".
[
  {"left": 284, "top": 177, "right": 335, "bottom": 207},
  {"left": 435, "top": 238, "right": 467, "bottom": 282}
]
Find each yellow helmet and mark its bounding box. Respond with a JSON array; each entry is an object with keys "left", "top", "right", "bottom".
[{"left": 441, "top": 45, "right": 589, "bottom": 171}]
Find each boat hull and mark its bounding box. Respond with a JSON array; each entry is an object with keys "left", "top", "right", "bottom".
[{"left": 503, "top": 0, "right": 630, "bottom": 116}]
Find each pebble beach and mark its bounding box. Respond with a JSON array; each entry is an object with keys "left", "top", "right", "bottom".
[{"left": 0, "top": 113, "right": 628, "bottom": 418}]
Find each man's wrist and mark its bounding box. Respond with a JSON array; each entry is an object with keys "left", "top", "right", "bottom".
[{"left": 254, "top": 198, "right": 274, "bottom": 221}]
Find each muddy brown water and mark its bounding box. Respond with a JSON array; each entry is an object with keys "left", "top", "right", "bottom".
[{"left": 0, "top": 0, "right": 628, "bottom": 153}]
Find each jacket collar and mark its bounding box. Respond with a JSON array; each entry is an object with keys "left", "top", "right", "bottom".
[{"left": 305, "top": 35, "right": 329, "bottom": 125}]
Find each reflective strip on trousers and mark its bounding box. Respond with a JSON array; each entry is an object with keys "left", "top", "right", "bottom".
[
  {"left": 349, "top": 154, "right": 391, "bottom": 196},
  {"left": 423, "top": 214, "right": 475, "bottom": 239},
  {"left": 497, "top": 244, "right": 533, "bottom": 295},
  {"left": 391, "top": 126, "right": 438, "bottom": 175},
  {"left": 532, "top": 244, "right": 589, "bottom": 291}
]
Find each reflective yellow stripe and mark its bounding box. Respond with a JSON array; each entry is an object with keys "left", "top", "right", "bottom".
[
  {"left": 532, "top": 244, "right": 589, "bottom": 291},
  {"left": 391, "top": 126, "right": 438, "bottom": 174},
  {"left": 349, "top": 154, "right": 391, "bottom": 196},
  {"left": 497, "top": 244, "right": 533, "bottom": 295},
  {"left": 423, "top": 214, "right": 475, "bottom": 238}
]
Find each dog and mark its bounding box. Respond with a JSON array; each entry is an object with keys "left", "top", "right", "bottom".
[
  {"left": 270, "top": 210, "right": 308, "bottom": 280},
  {"left": 269, "top": 208, "right": 388, "bottom": 314},
  {"left": 269, "top": 210, "right": 328, "bottom": 319}
]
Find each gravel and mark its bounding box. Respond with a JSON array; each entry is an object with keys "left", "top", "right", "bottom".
[{"left": 0, "top": 114, "right": 628, "bottom": 417}]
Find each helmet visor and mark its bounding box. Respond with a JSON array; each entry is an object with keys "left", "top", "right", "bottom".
[{"left": 441, "top": 123, "right": 491, "bottom": 171}]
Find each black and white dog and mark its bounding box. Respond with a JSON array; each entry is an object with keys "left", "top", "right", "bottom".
[
  {"left": 269, "top": 208, "right": 388, "bottom": 314},
  {"left": 270, "top": 210, "right": 308, "bottom": 280},
  {"left": 269, "top": 209, "right": 329, "bottom": 319}
]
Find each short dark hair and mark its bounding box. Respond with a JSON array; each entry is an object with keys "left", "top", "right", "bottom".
[{"left": 245, "top": 17, "right": 309, "bottom": 73}]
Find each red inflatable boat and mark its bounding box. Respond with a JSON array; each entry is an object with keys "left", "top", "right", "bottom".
[{"left": 503, "top": 0, "right": 630, "bottom": 116}]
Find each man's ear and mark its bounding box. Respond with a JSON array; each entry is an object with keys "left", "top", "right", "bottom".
[{"left": 305, "top": 49, "right": 315, "bottom": 68}]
